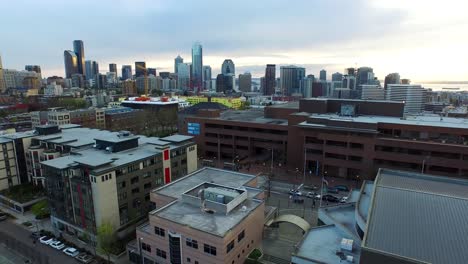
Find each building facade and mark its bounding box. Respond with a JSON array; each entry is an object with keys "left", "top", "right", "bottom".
[
  {"left": 135, "top": 62, "right": 147, "bottom": 78},
  {"left": 191, "top": 42, "right": 203, "bottom": 92},
  {"left": 128, "top": 167, "right": 264, "bottom": 264},
  {"left": 264, "top": 64, "right": 276, "bottom": 96},
  {"left": 174, "top": 55, "right": 183, "bottom": 74},
  {"left": 122, "top": 65, "right": 133, "bottom": 80},
  {"left": 386, "top": 84, "right": 425, "bottom": 113},
  {"left": 64, "top": 50, "right": 78, "bottom": 78},
  {"left": 221, "top": 59, "right": 235, "bottom": 76},
  {"left": 280, "top": 66, "right": 305, "bottom": 95},
  {"left": 238, "top": 72, "right": 252, "bottom": 93},
  {"left": 73, "top": 40, "right": 85, "bottom": 76}
]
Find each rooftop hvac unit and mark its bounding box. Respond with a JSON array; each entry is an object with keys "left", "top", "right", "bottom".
[
  {"left": 346, "top": 255, "right": 354, "bottom": 263},
  {"left": 340, "top": 238, "right": 353, "bottom": 251}
]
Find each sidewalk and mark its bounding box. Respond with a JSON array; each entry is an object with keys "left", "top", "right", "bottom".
[{"left": 0, "top": 205, "right": 53, "bottom": 233}]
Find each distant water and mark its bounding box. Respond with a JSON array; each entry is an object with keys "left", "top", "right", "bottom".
[{"left": 420, "top": 83, "right": 468, "bottom": 91}]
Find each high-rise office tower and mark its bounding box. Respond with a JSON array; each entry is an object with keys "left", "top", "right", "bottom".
[
  {"left": 73, "top": 40, "right": 85, "bottom": 75},
  {"left": 135, "top": 62, "right": 146, "bottom": 78},
  {"left": 357, "top": 67, "right": 374, "bottom": 86},
  {"left": 216, "top": 74, "right": 234, "bottom": 93},
  {"left": 109, "top": 63, "right": 117, "bottom": 76},
  {"left": 331, "top": 72, "right": 343, "bottom": 82},
  {"left": 121, "top": 65, "right": 132, "bottom": 80},
  {"left": 191, "top": 42, "right": 203, "bottom": 91},
  {"left": 148, "top": 68, "right": 157, "bottom": 76},
  {"left": 301, "top": 75, "right": 315, "bottom": 98},
  {"left": 85, "top": 60, "right": 94, "bottom": 80},
  {"left": 345, "top": 67, "right": 356, "bottom": 76},
  {"left": 177, "top": 63, "right": 191, "bottom": 90},
  {"left": 384, "top": 73, "right": 401, "bottom": 89},
  {"left": 221, "top": 59, "right": 235, "bottom": 76},
  {"left": 174, "top": 55, "right": 183, "bottom": 73},
  {"left": 95, "top": 73, "right": 107, "bottom": 89},
  {"left": 0, "top": 56, "right": 5, "bottom": 93},
  {"left": 203, "top": 65, "right": 212, "bottom": 90},
  {"left": 25, "top": 65, "right": 41, "bottom": 74},
  {"left": 280, "top": 65, "right": 305, "bottom": 95},
  {"left": 319, "top": 69, "right": 327, "bottom": 81},
  {"left": 93, "top": 61, "right": 99, "bottom": 76},
  {"left": 238, "top": 72, "right": 252, "bottom": 93},
  {"left": 386, "top": 84, "right": 424, "bottom": 113},
  {"left": 264, "top": 64, "right": 276, "bottom": 95},
  {"left": 64, "top": 50, "right": 78, "bottom": 78}
]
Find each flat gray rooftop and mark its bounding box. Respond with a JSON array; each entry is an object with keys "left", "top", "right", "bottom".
[
  {"left": 301, "top": 113, "right": 468, "bottom": 129},
  {"left": 293, "top": 224, "right": 361, "bottom": 263},
  {"left": 357, "top": 181, "right": 373, "bottom": 222},
  {"left": 215, "top": 110, "right": 288, "bottom": 125},
  {"left": 161, "top": 135, "right": 193, "bottom": 143},
  {"left": 363, "top": 169, "right": 468, "bottom": 264},
  {"left": 319, "top": 203, "right": 360, "bottom": 240},
  {"left": 153, "top": 197, "right": 262, "bottom": 237},
  {"left": 154, "top": 167, "right": 257, "bottom": 199}
]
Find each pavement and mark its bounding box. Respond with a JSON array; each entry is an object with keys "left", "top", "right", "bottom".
[
  {"left": 0, "top": 243, "right": 30, "bottom": 264},
  {"left": 0, "top": 219, "right": 74, "bottom": 263}
]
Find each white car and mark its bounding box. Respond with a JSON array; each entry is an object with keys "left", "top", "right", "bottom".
[
  {"left": 50, "top": 241, "right": 66, "bottom": 250},
  {"left": 39, "top": 236, "right": 54, "bottom": 245},
  {"left": 339, "top": 196, "right": 349, "bottom": 203},
  {"left": 63, "top": 247, "right": 80, "bottom": 257}
]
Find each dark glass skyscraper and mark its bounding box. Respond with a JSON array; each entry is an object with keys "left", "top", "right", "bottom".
[
  {"left": 221, "top": 59, "right": 235, "bottom": 76},
  {"left": 174, "top": 55, "right": 183, "bottom": 73},
  {"left": 73, "top": 40, "right": 85, "bottom": 75},
  {"left": 264, "top": 64, "right": 276, "bottom": 95},
  {"left": 319, "top": 69, "right": 326, "bottom": 81},
  {"left": 384, "top": 73, "right": 401, "bottom": 89},
  {"left": 332, "top": 72, "right": 343, "bottom": 82},
  {"left": 64, "top": 50, "right": 78, "bottom": 78},
  {"left": 135, "top": 62, "right": 146, "bottom": 78},
  {"left": 280, "top": 65, "right": 305, "bottom": 95},
  {"left": 25, "top": 65, "right": 41, "bottom": 74},
  {"left": 357, "top": 67, "right": 374, "bottom": 85},
  {"left": 109, "top": 63, "right": 117, "bottom": 75},
  {"left": 122, "top": 65, "right": 132, "bottom": 80},
  {"left": 191, "top": 42, "right": 203, "bottom": 92},
  {"left": 148, "top": 68, "right": 157, "bottom": 76}
]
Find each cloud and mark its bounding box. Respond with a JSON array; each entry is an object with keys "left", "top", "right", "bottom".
[{"left": 0, "top": 0, "right": 467, "bottom": 81}]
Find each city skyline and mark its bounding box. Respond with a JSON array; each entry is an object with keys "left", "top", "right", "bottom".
[{"left": 0, "top": 0, "right": 467, "bottom": 81}]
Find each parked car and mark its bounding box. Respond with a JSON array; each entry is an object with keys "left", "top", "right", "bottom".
[
  {"left": 339, "top": 196, "right": 349, "bottom": 203},
  {"left": 322, "top": 194, "right": 339, "bottom": 203},
  {"left": 76, "top": 253, "right": 94, "bottom": 264},
  {"left": 0, "top": 212, "right": 7, "bottom": 221},
  {"left": 327, "top": 187, "right": 340, "bottom": 194},
  {"left": 334, "top": 185, "right": 350, "bottom": 192},
  {"left": 39, "top": 236, "right": 54, "bottom": 245},
  {"left": 50, "top": 241, "right": 66, "bottom": 250},
  {"left": 306, "top": 192, "right": 316, "bottom": 198},
  {"left": 30, "top": 231, "right": 41, "bottom": 240},
  {"left": 289, "top": 189, "right": 302, "bottom": 196},
  {"left": 63, "top": 247, "right": 80, "bottom": 257}
]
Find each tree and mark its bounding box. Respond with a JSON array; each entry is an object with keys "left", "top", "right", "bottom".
[
  {"left": 31, "top": 200, "right": 50, "bottom": 219},
  {"left": 97, "top": 222, "right": 117, "bottom": 264}
]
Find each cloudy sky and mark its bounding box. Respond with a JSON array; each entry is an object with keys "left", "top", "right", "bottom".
[{"left": 1, "top": 0, "right": 467, "bottom": 81}]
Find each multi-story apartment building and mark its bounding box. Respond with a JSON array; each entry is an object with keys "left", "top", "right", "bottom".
[
  {"left": 35, "top": 125, "right": 197, "bottom": 242},
  {"left": 128, "top": 167, "right": 265, "bottom": 264},
  {"left": 182, "top": 98, "right": 468, "bottom": 181},
  {"left": 31, "top": 108, "right": 106, "bottom": 129},
  {"left": 0, "top": 138, "right": 20, "bottom": 191}
]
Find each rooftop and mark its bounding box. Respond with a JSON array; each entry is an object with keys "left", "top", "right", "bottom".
[
  {"left": 215, "top": 110, "right": 288, "bottom": 125},
  {"left": 154, "top": 167, "right": 257, "bottom": 199},
  {"left": 363, "top": 169, "right": 468, "bottom": 264},
  {"left": 122, "top": 97, "right": 180, "bottom": 105},
  {"left": 150, "top": 167, "right": 263, "bottom": 237},
  {"left": 319, "top": 203, "right": 360, "bottom": 240},
  {"left": 300, "top": 113, "right": 468, "bottom": 129},
  {"left": 292, "top": 224, "right": 361, "bottom": 264}
]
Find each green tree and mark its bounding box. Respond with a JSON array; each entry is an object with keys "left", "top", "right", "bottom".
[
  {"left": 31, "top": 200, "right": 50, "bottom": 219},
  {"left": 97, "top": 222, "right": 117, "bottom": 264}
]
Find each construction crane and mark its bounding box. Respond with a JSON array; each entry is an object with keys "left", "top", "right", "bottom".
[{"left": 135, "top": 63, "right": 148, "bottom": 96}]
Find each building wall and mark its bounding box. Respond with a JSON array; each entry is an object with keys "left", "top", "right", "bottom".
[
  {"left": 186, "top": 144, "right": 198, "bottom": 173},
  {"left": 91, "top": 171, "right": 120, "bottom": 229},
  {"left": 0, "top": 141, "right": 19, "bottom": 191}
]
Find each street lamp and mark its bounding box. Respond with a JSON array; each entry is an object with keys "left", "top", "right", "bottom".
[{"left": 138, "top": 237, "right": 143, "bottom": 264}]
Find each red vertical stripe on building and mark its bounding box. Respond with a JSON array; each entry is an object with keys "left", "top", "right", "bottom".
[
  {"left": 76, "top": 184, "right": 86, "bottom": 228},
  {"left": 164, "top": 167, "right": 171, "bottom": 184},
  {"left": 164, "top": 149, "right": 169, "bottom": 160}
]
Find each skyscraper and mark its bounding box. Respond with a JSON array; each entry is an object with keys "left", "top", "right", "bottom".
[
  {"left": 384, "top": 73, "right": 401, "bottom": 89},
  {"left": 148, "top": 68, "right": 157, "bottom": 76},
  {"left": 216, "top": 74, "right": 234, "bottom": 93},
  {"left": 386, "top": 84, "right": 425, "bottom": 113},
  {"left": 203, "top": 65, "right": 212, "bottom": 90},
  {"left": 85, "top": 60, "right": 99, "bottom": 80},
  {"left": 331, "top": 72, "right": 343, "bottom": 82},
  {"left": 109, "top": 63, "right": 117, "bottom": 75},
  {"left": 238, "top": 72, "right": 252, "bottom": 93},
  {"left": 319, "top": 69, "right": 327, "bottom": 81},
  {"left": 177, "top": 63, "right": 191, "bottom": 90},
  {"left": 73, "top": 40, "right": 85, "bottom": 75},
  {"left": 122, "top": 65, "right": 132, "bottom": 80},
  {"left": 0, "top": 56, "right": 5, "bottom": 93},
  {"left": 191, "top": 42, "right": 203, "bottom": 92},
  {"left": 264, "top": 64, "right": 276, "bottom": 95},
  {"left": 64, "top": 50, "right": 78, "bottom": 78},
  {"left": 174, "top": 55, "right": 183, "bottom": 73},
  {"left": 280, "top": 66, "right": 305, "bottom": 95},
  {"left": 93, "top": 61, "right": 99, "bottom": 76},
  {"left": 135, "top": 62, "right": 146, "bottom": 78},
  {"left": 301, "top": 75, "right": 314, "bottom": 98},
  {"left": 221, "top": 59, "right": 235, "bottom": 76},
  {"left": 356, "top": 67, "right": 374, "bottom": 86}
]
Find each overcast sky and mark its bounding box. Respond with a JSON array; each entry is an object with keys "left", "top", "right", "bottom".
[{"left": 1, "top": 0, "right": 467, "bottom": 81}]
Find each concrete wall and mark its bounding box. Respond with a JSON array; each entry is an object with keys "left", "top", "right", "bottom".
[
  {"left": 186, "top": 144, "right": 198, "bottom": 173},
  {"left": 91, "top": 171, "right": 120, "bottom": 229}
]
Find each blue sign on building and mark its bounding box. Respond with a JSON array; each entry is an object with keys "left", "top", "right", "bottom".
[{"left": 187, "top": 122, "right": 200, "bottom": 135}]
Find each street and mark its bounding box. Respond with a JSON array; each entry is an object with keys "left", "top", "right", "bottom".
[{"left": 0, "top": 219, "right": 75, "bottom": 264}]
